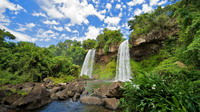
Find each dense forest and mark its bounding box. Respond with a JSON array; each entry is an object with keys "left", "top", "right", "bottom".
[{"left": 0, "top": 0, "right": 200, "bottom": 111}]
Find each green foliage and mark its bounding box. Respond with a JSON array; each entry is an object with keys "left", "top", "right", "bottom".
[
  {"left": 48, "top": 75, "right": 76, "bottom": 84},
  {"left": 83, "top": 39, "right": 96, "bottom": 50},
  {"left": 121, "top": 1, "right": 200, "bottom": 111},
  {"left": 0, "top": 29, "right": 16, "bottom": 47},
  {"left": 120, "top": 72, "right": 200, "bottom": 112},
  {"left": 95, "top": 28, "right": 124, "bottom": 53},
  {"left": 93, "top": 61, "right": 116, "bottom": 79},
  {"left": 0, "top": 70, "right": 28, "bottom": 85},
  {"left": 130, "top": 59, "right": 143, "bottom": 77}
]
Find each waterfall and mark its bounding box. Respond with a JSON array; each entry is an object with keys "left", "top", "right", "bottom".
[
  {"left": 115, "top": 40, "right": 132, "bottom": 82},
  {"left": 80, "top": 49, "right": 96, "bottom": 78}
]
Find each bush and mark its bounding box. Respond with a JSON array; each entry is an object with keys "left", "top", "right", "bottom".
[
  {"left": 120, "top": 72, "right": 200, "bottom": 112},
  {"left": 0, "top": 70, "right": 29, "bottom": 85}
]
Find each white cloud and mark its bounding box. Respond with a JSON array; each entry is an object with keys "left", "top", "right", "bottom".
[
  {"left": 36, "top": 29, "right": 59, "bottom": 40},
  {"left": 43, "top": 20, "right": 59, "bottom": 25},
  {"left": 36, "top": 0, "right": 105, "bottom": 25},
  {"left": 106, "top": 3, "right": 112, "bottom": 10},
  {"left": 104, "top": 16, "right": 121, "bottom": 26},
  {"left": 53, "top": 26, "right": 64, "bottom": 31},
  {"left": 142, "top": 4, "right": 153, "bottom": 13},
  {"left": 26, "top": 23, "right": 35, "bottom": 28},
  {"left": 0, "top": 24, "right": 37, "bottom": 42},
  {"left": 84, "top": 26, "right": 101, "bottom": 40},
  {"left": 134, "top": 8, "right": 142, "bottom": 16},
  {"left": 64, "top": 26, "right": 71, "bottom": 32},
  {"left": 158, "top": 0, "right": 167, "bottom": 5},
  {"left": 72, "top": 30, "right": 78, "bottom": 33},
  {"left": 150, "top": 0, "right": 160, "bottom": 6},
  {"left": 0, "top": 0, "right": 25, "bottom": 25},
  {"left": 32, "top": 12, "right": 47, "bottom": 17},
  {"left": 116, "top": 4, "right": 121, "bottom": 9},
  {"left": 127, "top": 0, "right": 145, "bottom": 6},
  {"left": 16, "top": 23, "right": 36, "bottom": 32}
]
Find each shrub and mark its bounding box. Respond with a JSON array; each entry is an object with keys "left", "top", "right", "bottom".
[{"left": 120, "top": 72, "right": 200, "bottom": 112}]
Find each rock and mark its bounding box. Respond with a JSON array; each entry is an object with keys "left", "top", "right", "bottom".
[
  {"left": 72, "top": 93, "right": 80, "bottom": 102},
  {"left": 43, "top": 78, "right": 53, "bottom": 83},
  {"left": 66, "top": 90, "right": 75, "bottom": 97},
  {"left": 93, "top": 82, "right": 122, "bottom": 98},
  {"left": 93, "top": 85, "right": 109, "bottom": 98},
  {"left": 66, "top": 81, "right": 85, "bottom": 95},
  {"left": 175, "top": 61, "right": 187, "bottom": 68},
  {"left": 81, "top": 90, "right": 89, "bottom": 96},
  {"left": 49, "top": 87, "right": 61, "bottom": 94},
  {"left": 56, "top": 89, "right": 68, "bottom": 100},
  {"left": 50, "top": 93, "right": 58, "bottom": 100},
  {"left": 22, "top": 82, "right": 35, "bottom": 88},
  {"left": 11, "top": 86, "right": 52, "bottom": 110},
  {"left": 21, "top": 87, "right": 33, "bottom": 93},
  {"left": 102, "top": 98, "right": 119, "bottom": 110},
  {"left": 107, "top": 82, "right": 122, "bottom": 98},
  {"left": 130, "top": 26, "right": 179, "bottom": 61},
  {"left": 80, "top": 96, "right": 102, "bottom": 105}
]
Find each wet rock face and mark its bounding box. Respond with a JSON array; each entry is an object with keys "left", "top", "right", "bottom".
[{"left": 130, "top": 27, "right": 179, "bottom": 61}]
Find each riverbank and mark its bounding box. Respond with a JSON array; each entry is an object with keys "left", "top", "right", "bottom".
[{"left": 0, "top": 79, "right": 123, "bottom": 112}]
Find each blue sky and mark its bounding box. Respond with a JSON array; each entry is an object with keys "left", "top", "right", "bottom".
[{"left": 0, "top": 0, "right": 174, "bottom": 47}]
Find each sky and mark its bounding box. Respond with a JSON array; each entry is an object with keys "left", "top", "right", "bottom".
[{"left": 0, "top": 0, "right": 174, "bottom": 47}]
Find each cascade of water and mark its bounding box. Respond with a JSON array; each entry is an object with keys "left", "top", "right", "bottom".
[
  {"left": 115, "top": 40, "right": 132, "bottom": 82},
  {"left": 80, "top": 49, "right": 96, "bottom": 78}
]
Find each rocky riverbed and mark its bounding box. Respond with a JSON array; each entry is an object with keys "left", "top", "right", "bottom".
[{"left": 0, "top": 79, "right": 123, "bottom": 112}]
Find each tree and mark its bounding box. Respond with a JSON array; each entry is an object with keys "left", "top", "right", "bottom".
[
  {"left": 0, "top": 29, "right": 16, "bottom": 47},
  {"left": 83, "top": 39, "right": 96, "bottom": 50}
]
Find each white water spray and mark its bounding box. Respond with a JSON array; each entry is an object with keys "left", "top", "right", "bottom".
[
  {"left": 115, "top": 40, "right": 132, "bottom": 82},
  {"left": 80, "top": 49, "right": 96, "bottom": 78}
]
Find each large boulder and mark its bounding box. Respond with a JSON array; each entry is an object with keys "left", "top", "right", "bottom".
[
  {"left": 6, "top": 86, "right": 52, "bottom": 110},
  {"left": 93, "top": 85, "right": 109, "bottom": 98},
  {"left": 93, "top": 82, "right": 122, "bottom": 98},
  {"left": 102, "top": 98, "right": 119, "bottom": 110},
  {"left": 80, "top": 96, "right": 102, "bottom": 105},
  {"left": 66, "top": 81, "right": 85, "bottom": 95},
  {"left": 107, "top": 82, "right": 122, "bottom": 98},
  {"left": 55, "top": 89, "right": 68, "bottom": 100},
  {"left": 72, "top": 93, "right": 80, "bottom": 102}
]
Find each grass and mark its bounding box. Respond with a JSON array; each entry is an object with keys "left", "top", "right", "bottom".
[{"left": 93, "top": 61, "right": 116, "bottom": 80}]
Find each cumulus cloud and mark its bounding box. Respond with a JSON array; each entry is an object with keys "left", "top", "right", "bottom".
[
  {"left": 43, "top": 20, "right": 59, "bottom": 25},
  {"left": 158, "top": 0, "right": 167, "bottom": 5},
  {"left": 133, "top": 4, "right": 153, "bottom": 16},
  {"left": 0, "top": 24, "right": 37, "bottom": 42},
  {"left": 84, "top": 26, "right": 101, "bottom": 40},
  {"left": 36, "top": 29, "right": 59, "bottom": 40},
  {"left": 53, "top": 26, "right": 64, "bottom": 31},
  {"left": 127, "top": 0, "right": 145, "bottom": 6},
  {"left": 142, "top": 4, "right": 153, "bottom": 13},
  {"left": 36, "top": 0, "right": 105, "bottom": 25},
  {"left": 104, "top": 16, "right": 121, "bottom": 26},
  {"left": 134, "top": 8, "right": 142, "bottom": 16},
  {"left": 32, "top": 12, "right": 47, "bottom": 17},
  {"left": 16, "top": 23, "right": 36, "bottom": 32},
  {"left": 106, "top": 3, "right": 112, "bottom": 11},
  {"left": 0, "top": 0, "right": 25, "bottom": 25},
  {"left": 64, "top": 26, "right": 71, "bottom": 32}
]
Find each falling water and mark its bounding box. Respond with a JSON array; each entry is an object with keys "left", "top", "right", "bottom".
[
  {"left": 80, "top": 49, "right": 96, "bottom": 78},
  {"left": 115, "top": 40, "right": 132, "bottom": 82}
]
